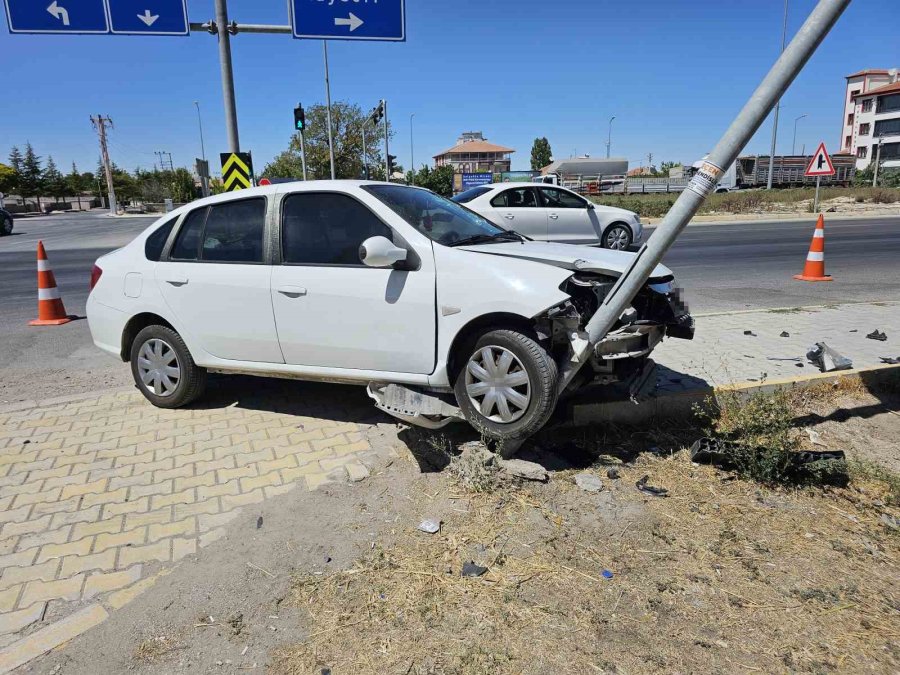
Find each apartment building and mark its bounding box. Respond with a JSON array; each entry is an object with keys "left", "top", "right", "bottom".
[{"left": 840, "top": 68, "right": 900, "bottom": 170}]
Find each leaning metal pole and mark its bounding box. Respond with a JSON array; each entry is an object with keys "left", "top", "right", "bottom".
[{"left": 559, "top": 0, "right": 852, "bottom": 392}]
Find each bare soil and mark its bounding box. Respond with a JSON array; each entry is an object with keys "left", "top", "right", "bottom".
[{"left": 24, "top": 386, "right": 900, "bottom": 675}]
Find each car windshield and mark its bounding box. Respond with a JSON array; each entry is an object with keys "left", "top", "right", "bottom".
[{"left": 365, "top": 184, "right": 518, "bottom": 247}]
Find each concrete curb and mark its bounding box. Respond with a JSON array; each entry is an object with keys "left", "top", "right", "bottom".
[{"left": 570, "top": 363, "right": 900, "bottom": 427}]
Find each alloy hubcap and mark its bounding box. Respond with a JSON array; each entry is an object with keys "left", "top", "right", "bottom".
[
  {"left": 137, "top": 338, "right": 180, "bottom": 397},
  {"left": 606, "top": 227, "right": 629, "bottom": 250},
  {"left": 465, "top": 346, "right": 531, "bottom": 424}
]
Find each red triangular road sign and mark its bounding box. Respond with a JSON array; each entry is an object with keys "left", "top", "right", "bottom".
[{"left": 805, "top": 142, "right": 835, "bottom": 177}]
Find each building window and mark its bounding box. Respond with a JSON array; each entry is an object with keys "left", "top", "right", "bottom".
[
  {"left": 878, "top": 93, "right": 900, "bottom": 114},
  {"left": 847, "top": 113, "right": 854, "bottom": 125},
  {"left": 856, "top": 146, "right": 867, "bottom": 159},
  {"left": 844, "top": 135, "right": 852, "bottom": 149},
  {"left": 850, "top": 89, "right": 860, "bottom": 100},
  {"left": 861, "top": 98, "right": 873, "bottom": 113},
  {"left": 860, "top": 123, "right": 871, "bottom": 136}
]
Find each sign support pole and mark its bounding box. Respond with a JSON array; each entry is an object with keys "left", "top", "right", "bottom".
[
  {"left": 556, "top": 0, "right": 851, "bottom": 393},
  {"left": 814, "top": 175, "right": 821, "bottom": 213},
  {"left": 299, "top": 129, "right": 308, "bottom": 181},
  {"left": 323, "top": 41, "right": 336, "bottom": 180},
  {"left": 383, "top": 99, "right": 390, "bottom": 181},
  {"left": 214, "top": 0, "right": 240, "bottom": 153}
]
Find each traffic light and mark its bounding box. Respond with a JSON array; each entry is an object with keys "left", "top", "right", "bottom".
[
  {"left": 387, "top": 154, "right": 397, "bottom": 176},
  {"left": 371, "top": 100, "right": 384, "bottom": 126},
  {"left": 293, "top": 104, "right": 306, "bottom": 132}
]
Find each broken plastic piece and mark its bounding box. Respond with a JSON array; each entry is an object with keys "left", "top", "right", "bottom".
[
  {"left": 418, "top": 519, "right": 441, "bottom": 534},
  {"left": 780, "top": 331, "right": 790, "bottom": 338},
  {"left": 744, "top": 330, "right": 757, "bottom": 337},
  {"left": 866, "top": 329, "right": 887, "bottom": 342},
  {"left": 806, "top": 342, "right": 852, "bottom": 373},
  {"left": 635, "top": 475, "right": 669, "bottom": 497},
  {"left": 602, "top": 570, "right": 614, "bottom": 580},
  {"left": 880, "top": 357, "right": 900, "bottom": 365}
]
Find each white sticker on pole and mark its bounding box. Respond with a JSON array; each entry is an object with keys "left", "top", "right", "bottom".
[{"left": 687, "top": 161, "right": 725, "bottom": 198}]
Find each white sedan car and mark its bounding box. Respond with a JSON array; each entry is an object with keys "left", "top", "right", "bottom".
[
  {"left": 87, "top": 182, "right": 691, "bottom": 450},
  {"left": 453, "top": 182, "right": 642, "bottom": 250}
]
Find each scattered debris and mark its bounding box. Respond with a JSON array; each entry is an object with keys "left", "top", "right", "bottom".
[
  {"left": 767, "top": 357, "right": 801, "bottom": 362},
  {"left": 417, "top": 519, "right": 441, "bottom": 535},
  {"left": 806, "top": 342, "right": 853, "bottom": 372},
  {"left": 689, "top": 437, "right": 849, "bottom": 486},
  {"left": 805, "top": 428, "right": 827, "bottom": 447},
  {"left": 880, "top": 356, "right": 900, "bottom": 365},
  {"left": 461, "top": 561, "right": 488, "bottom": 577},
  {"left": 780, "top": 331, "right": 790, "bottom": 338},
  {"left": 866, "top": 329, "right": 888, "bottom": 342},
  {"left": 602, "top": 570, "right": 614, "bottom": 580},
  {"left": 881, "top": 514, "right": 899, "bottom": 531},
  {"left": 744, "top": 330, "right": 757, "bottom": 337},
  {"left": 635, "top": 475, "right": 669, "bottom": 498},
  {"left": 606, "top": 467, "right": 621, "bottom": 480},
  {"left": 496, "top": 458, "right": 549, "bottom": 482},
  {"left": 227, "top": 613, "right": 244, "bottom": 636},
  {"left": 256, "top": 516, "right": 263, "bottom": 530},
  {"left": 574, "top": 473, "right": 603, "bottom": 493}
]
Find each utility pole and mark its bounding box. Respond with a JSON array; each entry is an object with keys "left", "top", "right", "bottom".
[
  {"left": 91, "top": 115, "right": 117, "bottom": 215},
  {"left": 361, "top": 121, "right": 368, "bottom": 180},
  {"left": 409, "top": 113, "right": 415, "bottom": 185},
  {"left": 767, "top": 0, "right": 789, "bottom": 189},
  {"left": 792, "top": 113, "right": 807, "bottom": 155},
  {"left": 873, "top": 135, "right": 883, "bottom": 187},
  {"left": 214, "top": 0, "right": 240, "bottom": 153},
  {"left": 647, "top": 153, "right": 653, "bottom": 172},
  {"left": 323, "top": 41, "right": 336, "bottom": 180},
  {"left": 383, "top": 99, "right": 390, "bottom": 181},
  {"left": 299, "top": 128, "right": 308, "bottom": 181},
  {"left": 166, "top": 152, "right": 174, "bottom": 172},
  {"left": 606, "top": 116, "right": 615, "bottom": 158}
]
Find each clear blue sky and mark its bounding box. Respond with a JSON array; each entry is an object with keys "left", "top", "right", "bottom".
[{"left": 1, "top": 0, "right": 898, "bottom": 178}]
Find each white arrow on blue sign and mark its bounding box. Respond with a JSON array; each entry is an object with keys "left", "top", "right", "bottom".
[
  {"left": 290, "top": 0, "right": 405, "bottom": 41},
  {"left": 108, "top": 0, "right": 188, "bottom": 35},
  {"left": 3, "top": 0, "right": 188, "bottom": 35}
]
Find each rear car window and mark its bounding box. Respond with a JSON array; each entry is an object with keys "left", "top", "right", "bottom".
[
  {"left": 169, "top": 198, "right": 266, "bottom": 263},
  {"left": 451, "top": 186, "right": 491, "bottom": 204},
  {"left": 170, "top": 207, "right": 207, "bottom": 260},
  {"left": 144, "top": 217, "right": 176, "bottom": 261}
]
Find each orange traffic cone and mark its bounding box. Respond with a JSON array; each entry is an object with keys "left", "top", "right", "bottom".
[
  {"left": 29, "top": 241, "right": 73, "bottom": 326},
  {"left": 793, "top": 215, "right": 833, "bottom": 282}
]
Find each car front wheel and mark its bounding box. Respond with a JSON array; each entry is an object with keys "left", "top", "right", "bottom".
[
  {"left": 603, "top": 223, "right": 632, "bottom": 250},
  {"left": 130, "top": 325, "right": 207, "bottom": 408},
  {"left": 453, "top": 329, "right": 558, "bottom": 454}
]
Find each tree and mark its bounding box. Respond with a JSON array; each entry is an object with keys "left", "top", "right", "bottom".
[
  {"left": 262, "top": 101, "right": 391, "bottom": 181},
  {"left": 96, "top": 160, "right": 137, "bottom": 203},
  {"left": 134, "top": 168, "right": 197, "bottom": 203},
  {"left": 658, "top": 161, "right": 682, "bottom": 177},
  {"left": 7, "top": 146, "right": 23, "bottom": 195},
  {"left": 0, "top": 163, "right": 15, "bottom": 196},
  {"left": 411, "top": 165, "right": 455, "bottom": 197},
  {"left": 530, "top": 137, "right": 553, "bottom": 171},
  {"left": 65, "top": 162, "right": 85, "bottom": 196},
  {"left": 42, "top": 156, "right": 66, "bottom": 201},
  {"left": 19, "top": 142, "right": 44, "bottom": 202}
]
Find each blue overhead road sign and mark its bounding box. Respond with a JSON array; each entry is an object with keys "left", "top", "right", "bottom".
[
  {"left": 108, "top": 0, "right": 188, "bottom": 35},
  {"left": 290, "top": 0, "right": 405, "bottom": 41},
  {"left": 4, "top": 0, "right": 108, "bottom": 34}
]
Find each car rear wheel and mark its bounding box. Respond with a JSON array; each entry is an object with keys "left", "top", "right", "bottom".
[
  {"left": 1, "top": 216, "right": 12, "bottom": 236},
  {"left": 130, "top": 325, "right": 206, "bottom": 408},
  {"left": 453, "top": 329, "right": 558, "bottom": 455},
  {"left": 603, "top": 223, "right": 632, "bottom": 250}
]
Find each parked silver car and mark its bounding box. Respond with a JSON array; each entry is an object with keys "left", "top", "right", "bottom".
[{"left": 453, "top": 183, "right": 642, "bottom": 250}]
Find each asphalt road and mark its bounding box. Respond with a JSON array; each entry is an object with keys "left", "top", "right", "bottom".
[{"left": 1, "top": 210, "right": 898, "bottom": 403}]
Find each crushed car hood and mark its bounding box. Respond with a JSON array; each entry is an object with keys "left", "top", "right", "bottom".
[{"left": 458, "top": 241, "right": 673, "bottom": 279}]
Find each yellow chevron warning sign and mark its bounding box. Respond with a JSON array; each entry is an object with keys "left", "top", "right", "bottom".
[{"left": 220, "top": 152, "right": 253, "bottom": 191}]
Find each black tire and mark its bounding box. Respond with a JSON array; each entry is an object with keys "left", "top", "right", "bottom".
[
  {"left": 129, "top": 325, "right": 207, "bottom": 409},
  {"left": 0, "top": 216, "right": 12, "bottom": 236},
  {"left": 453, "top": 329, "right": 558, "bottom": 454},
  {"left": 602, "top": 223, "right": 632, "bottom": 250}
]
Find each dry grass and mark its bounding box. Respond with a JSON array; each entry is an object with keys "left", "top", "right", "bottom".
[
  {"left": 133, "top": 635, "right": 183, "bottom": 663},
  {"left": 272, "top": 425, "right": 900, "bottom": 674}
]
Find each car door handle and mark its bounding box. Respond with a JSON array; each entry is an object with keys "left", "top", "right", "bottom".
[
  {"left": 277, "top": 285, "right": 307, "bottom": 298},
  {"left": 164, "top": 274, "right": 189, "bottom": 286},
  {"left": 503, "top": 214, "right": 515, "bottom": 220},
  {"left": 549, "top": 214, "right": 560, "bottom": 220}
]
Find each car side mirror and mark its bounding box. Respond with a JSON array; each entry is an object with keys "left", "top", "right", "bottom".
[{"left": 359, "top": 236, "right": 407, "bottom": 268}]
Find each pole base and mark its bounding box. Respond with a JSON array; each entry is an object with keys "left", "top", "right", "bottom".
[
  {"left": 793, "top": 274, "right": 833, "bottom": 282},
  {"left": 29, "top": 317, "right": 73, "bottom": 326}
]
